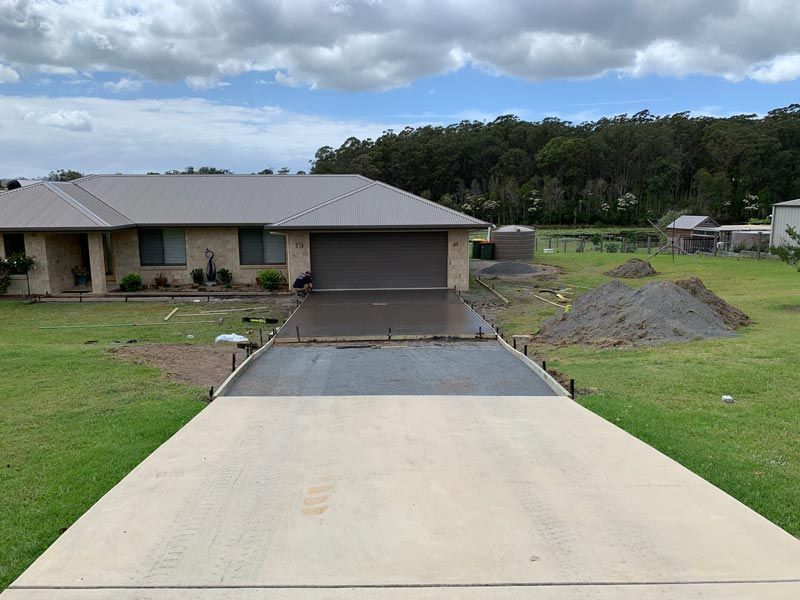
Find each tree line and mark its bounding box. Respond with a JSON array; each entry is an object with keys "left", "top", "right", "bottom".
[{"left": 310, "top": 105, "right": 800, "bottom": 226}]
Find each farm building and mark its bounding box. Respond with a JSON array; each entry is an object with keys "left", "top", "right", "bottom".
[
  {"left": 771, "top": 199, "right": 800, "bottom": 247},
  {"left": 666, "top": 215, "right": 720, "bottom": 252},
  {"left": 0, "top": 174, "right": 488, "bottom": 295}
]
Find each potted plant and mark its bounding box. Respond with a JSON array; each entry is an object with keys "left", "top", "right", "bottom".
[
  {"left": 153, "top": 272, "right": 169, "bottom": 288},
  {"left": 71, "top": 265, "right": 89, "bottom": 286}
]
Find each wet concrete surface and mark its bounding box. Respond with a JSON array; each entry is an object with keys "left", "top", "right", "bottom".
[
  {"left": 226, "top": 342, "right": 557, "bottom": 396},
  {"left": 277, "top": 290, "right": 490, "bottom": 341}
]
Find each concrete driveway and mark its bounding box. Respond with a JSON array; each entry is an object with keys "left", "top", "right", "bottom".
[
  {"left": 225, "top": 342, "right": 558, "bottom": 396},
  {"left": 277, "top": 290, "right": 490, "bottom": 342},
  {"left": 6, "top": 393, "right": 800, "bottom": 599}
]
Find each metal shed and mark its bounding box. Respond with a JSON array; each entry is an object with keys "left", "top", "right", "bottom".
[
  {"left": 490, "top": 225, "right": 536, "bottom": 260},
  {"left": 771, "top": 199, "right": 800, "bottom": 247}
]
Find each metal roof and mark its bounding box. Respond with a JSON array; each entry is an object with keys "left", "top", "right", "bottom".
[
  {"left": 0, "top": 174, "right": 485, "bottom": 231},
  {"left": 0, "top": 182, "right": 122, "bottom": 230},
  {"left": 774, "top": 199, "right": 800, "bottom": 207},
  {"left": 270, "top": 182, "right": 490, "bottom": 230},
  {"left": 73, "top": 174, "right": 372, "bottom": 226},
  {"left": 666, "top": 215, "right": 717, "bottom": 230}
]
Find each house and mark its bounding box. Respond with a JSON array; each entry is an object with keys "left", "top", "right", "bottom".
[
  {"left": 665, "top": 215, "right": 719, "bottom": 253},
  {"left": 771, "top": 199, "right": 800, "bottom": 247},
  {"left": 0, "top": 174, "right": 488, "bottom": 295}
]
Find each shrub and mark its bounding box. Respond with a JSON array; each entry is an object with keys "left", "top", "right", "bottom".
[
  {"left": 71, "top": 265, "right": 89, "bottom": 278},
  {"left": 217, "top": 268, "right": 233, "bottom": 286},
  {"left": 605, "top": 242, "right": 621, "bottom": 253},
  {"left": 589, "top": 233, "right": 603, "bottom": 249},
  {"left": 190, "top": 268, "right": 205, "bottom": 286},
  {"left": 119, "top": 272, "right": 143, "bottom": 292},
  {"left": 0, "top": 261, "right": 11, "bottom": 295},
  {"left": 153, "top": 272, "right": 168, "bottom": 287},
  {"left": 256, "top": 269, "right": 284, "bottom": 290},
  {"left": 6, "top": 252, "right": 35, "bottom": 276},
  {"left": 625, "top": 232, "right": 638, "bottom": 252}
]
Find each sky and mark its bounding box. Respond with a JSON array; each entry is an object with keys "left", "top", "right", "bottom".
[{"left": 1, "top": 0, "right": 800, "bottom": 178}]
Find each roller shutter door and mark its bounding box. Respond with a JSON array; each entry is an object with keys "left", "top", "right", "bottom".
[{"left": 310, "top": 232, "right": 447, "bottom": 290}]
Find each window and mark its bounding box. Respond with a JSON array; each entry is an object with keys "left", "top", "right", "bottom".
[
  {"left": 238, "top": 229, "right": 287, "bottom": 265},
  {"left": 3, "top": 233, "right": 25, "bottom": 257},
  {"left": 138, "top": 228, "right": 186, "bottom": 266}
]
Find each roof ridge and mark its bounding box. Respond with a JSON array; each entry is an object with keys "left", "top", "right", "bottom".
[
  {"left": 272, "top": 181, "right": 379, "bottom": 226},
  {"left": 0, "top": 180, "right": 47, "bottom": 197},
  {"left": 69, "top": 181, "right": 134, "bottom": 225},
  {"left": 43, "top": 182, "right": 111, "bottom": 227}
]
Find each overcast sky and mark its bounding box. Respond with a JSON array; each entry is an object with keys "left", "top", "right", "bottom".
[{"left": 2, "top": 0, "right": 800, "bottom": 177}]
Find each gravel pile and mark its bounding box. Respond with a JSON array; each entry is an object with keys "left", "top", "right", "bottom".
[
  {"left": 604, "top": 258, "right": 657, "bottom": 278},
  {"left": 676, "top": 277, "right": 751, "bottom": 328},
  {"left": 535, "top": 279, "right": 744, "bottom": 347},
  {"left": 478, "top": 261, "right": 539, "bottom": 277}
]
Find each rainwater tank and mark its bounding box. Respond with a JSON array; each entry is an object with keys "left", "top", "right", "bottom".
[{"left": 491, "top": 225, "right": 536, "bottom": 260}]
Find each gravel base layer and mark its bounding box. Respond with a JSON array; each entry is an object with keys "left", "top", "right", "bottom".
[{"left": 535, "top": 278, "right": 748, "bottom": 347}]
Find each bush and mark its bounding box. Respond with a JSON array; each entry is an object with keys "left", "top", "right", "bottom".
[
  {"left": 0, "top": 261, "right": 11, "bottom": 295},
  {"left": 589, "top": 233, "right": 603, "bottom": 249},
  {"left": 256, "top": 269, "right": 284, "bottom": 290},
  {"left": 625, "top": 232, "right": 638, "bottom": 252},
  {"left": 217, "top": 268, "right": 233, "bottom": 286},
  {"left": 6, "top": 252, "right": 35, "bottom": 276},
  {"left": 119, "top": 272, "right": 143, "bottom": 292},
  {"left": 190, "top": 268, "right": 205, "bottom": 286},
  {"left": 605, "top": 242, "right": 621, "bottom": 253}
]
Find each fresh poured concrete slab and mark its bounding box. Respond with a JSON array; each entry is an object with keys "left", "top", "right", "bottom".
[
  {"left": 226, "top": 342, "right": 558, "bottom": 396},
  {"left": 6, "top": 395, "right": 800, "bottom": 599},
  {"left": 277, "top": 290, "right": 490, "bottom": 341}
]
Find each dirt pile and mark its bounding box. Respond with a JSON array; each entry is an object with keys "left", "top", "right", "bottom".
[
  {"left": 478, "top": 261, "right": 539, "bottom": 277},
  {"left": 675, "top": 277, "right": 751, "bottom": 328},
  {"left": 604, "top": 258, "right": 657, "bottom": 278},
  {"left": 535, "top": 279, "right": 746, "bottom": 347}
]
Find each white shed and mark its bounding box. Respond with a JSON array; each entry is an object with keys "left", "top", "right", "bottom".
[{"left": 771, "top": 199, "right": 800, "bottom": 247}]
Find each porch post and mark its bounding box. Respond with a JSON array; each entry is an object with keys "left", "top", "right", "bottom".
[{"left": 87, "top": 232, "right": 108, "bottom": 294}]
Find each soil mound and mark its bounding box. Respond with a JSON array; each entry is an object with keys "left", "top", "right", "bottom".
[
  {"left": 605, "top": 258, "right": 657, "bottom": 278},
  {"left": 675, "top": 277, "right": 751, "bottom": 328},
  {"left": 478, "top": 261, "right": 539, "bottom": 276},
  {"left": 535, "top": 279, "right": 743, "bottom": 347}
]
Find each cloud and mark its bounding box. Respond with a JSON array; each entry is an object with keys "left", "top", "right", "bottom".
[
  {"left": 0, "top": 1, "right": 798, "bottom": 91},
  {"left": 0, "top": 63, "right": 19, "bottom": 84},
  {"left": 0, "top": 95, "right": 417, "bottom": 177},
  {"left": 103, "top": 77, "right": 144, "bottom": 93},
  {"left": 32, "top": 109, "right": 93, "bottom": 131}
]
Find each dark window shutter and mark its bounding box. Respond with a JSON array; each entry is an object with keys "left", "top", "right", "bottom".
[
  {"left": 3, "top": 233, "right": 25, "bottom": 256},
  {"left": 239, "top": 228, "right": 264, "bottom": 265},
  {"left": 264, "top": 232, "right": 286, "bottom": 264},
  {"left": 162, "top": 228, "right": 186, "bottom": 265},
  {"left": 139, "top": 229, "right": 164, "bottom": 265}
]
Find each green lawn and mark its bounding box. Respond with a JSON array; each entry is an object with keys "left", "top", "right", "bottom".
[
  {"left": 475, "top": 252, "right": 800, "bottom": 537},
  {"left": 0, "top": 300, "right": 286, "bottom": 589}
]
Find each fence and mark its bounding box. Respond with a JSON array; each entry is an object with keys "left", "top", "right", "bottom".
[{"left": 534, "top": 234, "right": 661, "bottom": 255}]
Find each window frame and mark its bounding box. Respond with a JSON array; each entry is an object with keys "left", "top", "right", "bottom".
[
  {"left": 3, "top": 233, "right": 25, "bottom": 257},
  {"left": 138, "top": 228, "right": 187, "bottom": 267},
  {"left": 238, "top": 228, "right": 287, "bottom": 266}
]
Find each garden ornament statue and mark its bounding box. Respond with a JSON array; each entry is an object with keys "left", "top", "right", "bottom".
[{"left": 205, "top": 248, "right": 217, "bottom": 283}]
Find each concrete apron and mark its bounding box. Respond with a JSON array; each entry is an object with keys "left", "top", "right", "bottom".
[{"left": 5, "top": 395, "right": 800, "bottom": 600}]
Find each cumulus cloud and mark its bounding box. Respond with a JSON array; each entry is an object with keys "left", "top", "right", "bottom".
[
  {"left": 103, "top": 77, "right": 144, "bottom": 93},
  {"left": 0, "top": 1, "right": 798, "bottom": 91},
  {"left": 32, "top": 109, "right": 93, "bottom": 131},
  {"left": 0, "top": 63, "right": 19, "bottom": 84},
  {"left": 0, "top": 95, "right": 415, "bottom": 177}
]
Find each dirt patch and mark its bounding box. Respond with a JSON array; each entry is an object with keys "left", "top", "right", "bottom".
[
  {"left": 109, "top": 344, "right": 248, "bottom": 389},
  {"left": 675, "top": 277, "right": 751, "bottom": 328},
  {"left": 478, "top": 261, "right": 540, "bottom": 276},
  {"left": 535, "top": 278, "right": 746, "bottom": 347},
  {"left": 604, "top": 258, "right": 657, "bottom": 278}
]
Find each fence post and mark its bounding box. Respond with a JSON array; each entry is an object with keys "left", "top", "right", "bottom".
[
  {"left": 647, "top": 236, "right": 651, "bottom": 254},
  {"left": 757, "top": 232, "right": 762, "bottom": 260}
]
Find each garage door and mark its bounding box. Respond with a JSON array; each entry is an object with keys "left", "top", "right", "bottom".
[{"left": 310, "top": 231, "right": 447, "bottom": 290}]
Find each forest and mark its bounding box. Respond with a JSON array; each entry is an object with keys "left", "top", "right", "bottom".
[{"left": 310, "top": 105, "right": 800, "bottom": 226}]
